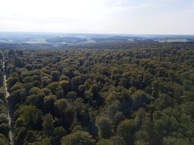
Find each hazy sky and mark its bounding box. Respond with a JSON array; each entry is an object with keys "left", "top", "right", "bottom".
[{"left": 0, "top": 0, "right": 194, "bottom": 34}]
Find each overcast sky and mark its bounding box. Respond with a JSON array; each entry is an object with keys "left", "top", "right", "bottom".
[{"left": 0, "top": 0, "right": 194, "bottom": 34}]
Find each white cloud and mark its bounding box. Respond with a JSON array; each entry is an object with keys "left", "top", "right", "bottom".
[{"left": 0, "top": 0, "right": 194, "bottom": 34}]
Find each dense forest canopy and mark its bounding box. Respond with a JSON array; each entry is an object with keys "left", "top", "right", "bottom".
[{"left": 0, "top": 42, "right": 194, "bottom": 145}]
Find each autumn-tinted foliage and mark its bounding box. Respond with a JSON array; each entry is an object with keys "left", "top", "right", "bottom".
[{"left": 1, "top": 42, "right": 194, "bottom": 145}]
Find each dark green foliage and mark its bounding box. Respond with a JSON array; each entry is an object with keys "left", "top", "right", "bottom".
[
  {"left": 61, "top": 130, "right": 95, "bottom": 145},
  {"left": 0, "top": 84, "right": 9, "bottom": 142},
  {"left": 14, "top": 105, "right": 42, "bottom": 129},
  {"left": 96, "top": 116, "right": 112, "bottom": 139},
  {"left": 52, "top": 71, "right": 60, "bottom": 82},
  {"left": 53, "top": 126, "right": 66, "bottom": 145},
  {"left": 97, "top": 139, "right": 113, "bottom": 145},
  {"left": 0, "top": 133, "right": 9, "bottom": 145},
  {"left": 42, "top": 113, "right": 54, "bottom": 135},
  {"left": 23, "top": 130, "right": 51, "bottom": 145},
  {"left": 0, "top": 71, "right": 3, "bottom": 86},
  {"left": 0, "top": 123, "right": 10, "bottom": 138},
  {"left": 7, "top": 76, "right": 19, "bottom": 90},
  {"left": 1, "top": 42, "right": 194, "bottom": 145},
  {"left": 97, "top": 136, "right": 126, "bottom": 145},
  {"left": 43, "top": 95, "right": 56, "bottom": 114},
  {"left": 116, "top": 119, "right": 135, "bottom": 144}
]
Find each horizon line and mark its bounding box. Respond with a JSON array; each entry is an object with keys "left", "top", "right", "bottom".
[{"left": 0, "top": 31, "right": 194, "bottom": 36}]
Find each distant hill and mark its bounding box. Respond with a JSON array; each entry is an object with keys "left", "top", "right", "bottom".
[{"left": 0, "top": 32, "right": 194, "bottom": 45}]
